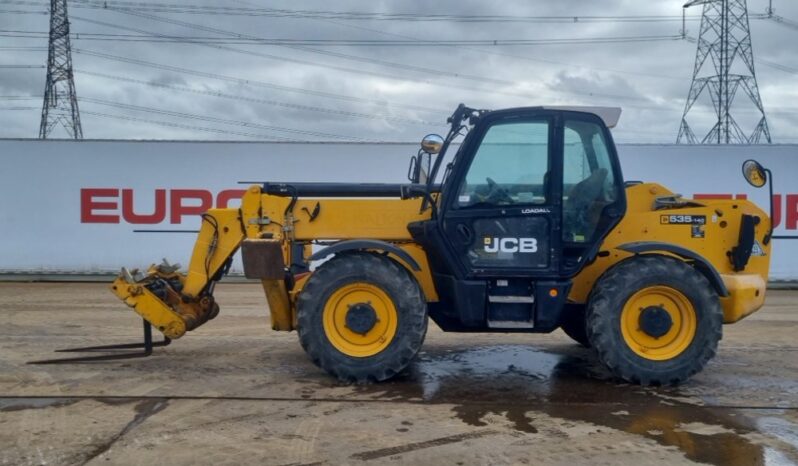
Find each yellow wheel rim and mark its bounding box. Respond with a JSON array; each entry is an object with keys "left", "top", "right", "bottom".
[
  {"left": 621, "top": 286, "right": 697, "bottom": 361},
  {"left": 322, "top": 282, "right": 398, "bottom": 358}
]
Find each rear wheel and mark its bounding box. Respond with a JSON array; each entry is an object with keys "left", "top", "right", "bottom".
[
  {"left": 586, "top": 255, "right": 723, "bottom": 385},
  {"left": 297, "top": 252, "right": 427, "bottom": 383}
]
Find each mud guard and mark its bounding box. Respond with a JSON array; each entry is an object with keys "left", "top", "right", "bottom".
[
  {"left": 616, "top": 241, "right": 730, "bottom": 297},
  {"left": 308, "top": 239, "right": 421, "bottom": 271}
]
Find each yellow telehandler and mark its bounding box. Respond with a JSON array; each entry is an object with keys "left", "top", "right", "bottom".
[{"left": 83, "top": 105, "right": 776, "bottom": 385}]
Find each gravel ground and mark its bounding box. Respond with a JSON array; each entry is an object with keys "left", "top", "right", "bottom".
[{"left": 1, "top": 282, "right": 797, "bottom": 466}]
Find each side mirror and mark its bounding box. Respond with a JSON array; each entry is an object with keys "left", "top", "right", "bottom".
[
  {"left": 417, "top": 152, "right": 430, "bottom": 184},
  {"left": 407, "top": 151, "right": 431, "bottom": 184},
  {"left": 741, "top": 159, "right": 775, "bottom": 245},
  {"left": 742, "top": 159, "right": 767, "bottom": 188},
  {"left": 421, "top": 134, "right": 444, "bottom": 155}
]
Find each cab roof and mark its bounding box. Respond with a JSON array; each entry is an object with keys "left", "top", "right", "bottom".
[
  {"left": 483, "top": 106, "right": 623, "bottom": 129},
  {"left": 542, "top": 106, "right": 622, "bottom": 129}
]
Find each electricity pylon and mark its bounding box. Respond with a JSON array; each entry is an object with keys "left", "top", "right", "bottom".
[
  {"left": 39, "top": 0, "right": 83, "bottom": 139},
  {"left": 677, "top": 0, "right": 771, "bottom": 144}
]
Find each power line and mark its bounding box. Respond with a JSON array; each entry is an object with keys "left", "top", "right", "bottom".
[
  {"left": 80, "top": 110, "right": 304, "bottom": 141},
  {"left": 71, "top": 49, "right": 665, "bottom": 132},
  {"left": 63, "top": 36, "right": 684, "bottom": 135},
  {"left": 105, "top": 9, "right": 513, "bottom": 87},
  {"left": 74, "top": 69, "right": 445, "bottom": 126},
  {"left": 64, "top": 5, "right": 719, "bottom": 129},
  {"left": 0, "top": 0, "right": 709, "bottom": 94},
  {"left": 759, "top": 58, "right": 798, "bottom": 75},
  {"left": 81, "top": 109, "right": 743, "bottom": 143},
  {"left": 114, "top": 0, "right": 796, "bottom": 84},
  {"left": 113, "top": 11, "right": 664, "bottom": 102},
  {"left": 0, "top": 8, "right": 47, "bottom": 14},
  {"left": 69, "top": 15, "right": 570, "bottom": 104},
  {"left": 78, "top": 97, "right": 376, "bottom": 141},
  {"left": 0, "top": 29, "right": 686, "bottom": 46},
  {"left": 0, "top": 1, "right": 707, "bottom": 23},
  {"left": 90, "top": 11, "right": 580, "bottom": 107},
  {"left": 306, "top": 13, "right": 689, "bottom": 83},
  {"left": 9, "top": 1, "right": 794, "bottom": 140},
  {"left": 0, "top": 46, "right": 48, "bottom": 51},
  {"left": 73, "top": 12, "right": 524, "bottom": 95},
  {"left": 766, "top": 13, "right": 798, "bottom": 31},
  {"left": 281, "top": 44, "right": 510, "bottom": 86},
  {"left": 96, "top": 5, "right": 788, "bottom": 99},
  {"left": 78, "top": 10, "right": 658, "bottom": 103},
  {"left": 72, "top": 48, "right": 443, "bottom": 113},
  {"left": 0, "top": 64, "right": 45, "bottom": 68}
]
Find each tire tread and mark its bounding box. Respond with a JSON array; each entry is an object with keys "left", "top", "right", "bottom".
[
  {"left": 296, "top": 252, "right": 427, "bottom": 383},
  {"left": 586, "top": 255, "right": 723, "bottom": 386}
]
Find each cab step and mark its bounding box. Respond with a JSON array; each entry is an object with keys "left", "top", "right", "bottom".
[
  {"left": 487, "top": 320, "right": 535, "bottom": 329},
  {"left": 488, "top": 295, "right": 535, "bottom": 304}
]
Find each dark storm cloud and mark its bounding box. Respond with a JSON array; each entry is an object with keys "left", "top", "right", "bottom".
[{"left": 0, "top": 0, "right": 796, "bottom": 142}]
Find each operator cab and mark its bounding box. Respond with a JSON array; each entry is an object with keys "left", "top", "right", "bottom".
[{"left": 407, "top": 105, "right": 627, "bottom": 331}]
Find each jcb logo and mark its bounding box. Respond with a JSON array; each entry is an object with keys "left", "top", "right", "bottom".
[{"left": 484, "top": 237, "right": 538, "bottom": 254}]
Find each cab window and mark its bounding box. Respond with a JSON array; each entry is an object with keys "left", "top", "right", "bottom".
[
  {"left": 562, "top": 120, "right": 618, "bottom": 243},
  {"left": 457, "top": 121, "right": 549, "bottom": 208}
]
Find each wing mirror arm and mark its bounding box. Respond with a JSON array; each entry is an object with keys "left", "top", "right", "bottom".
[
  {"left": 764, "top": 167, "right": 774, "bottom": 245},
  {"left": 401, "top": 184, "right": 439, "bottom": 218}
]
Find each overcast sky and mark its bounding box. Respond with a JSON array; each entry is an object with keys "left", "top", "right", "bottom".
[{"left": 1, "top": 0, "right": 797, "bottom": 143}]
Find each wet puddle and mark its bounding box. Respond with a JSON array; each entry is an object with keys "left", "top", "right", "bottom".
[
  {"left": 0, "top": 397, "right": 79, "bottom": 412},
  {"left": 346, "top": 344, "right": 798, "bottom": 466}
]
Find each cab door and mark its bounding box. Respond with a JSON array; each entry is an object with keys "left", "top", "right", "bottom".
[
  {"left": 439, "top": 110, "right": 626, "bottom": 279},
  {"left": 440, "top": 113, "right": 562, "bottom": 278}
]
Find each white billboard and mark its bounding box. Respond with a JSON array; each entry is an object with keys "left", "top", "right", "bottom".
[{"left": 0, "top": 139, "right": 796, "bottom": 280}]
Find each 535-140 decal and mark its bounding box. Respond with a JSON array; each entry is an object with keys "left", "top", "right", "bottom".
[
  {"left": 660, "top": 215, "right": 706, "bottom": 225},
  {"left": 660, "top": 214, "right": 707, "bottom": 238}
]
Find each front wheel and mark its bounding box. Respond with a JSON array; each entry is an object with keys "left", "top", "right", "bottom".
[
  {"left": 586, "top": 255, "right": 723, "bottom": 385},
  {"left": 560, "top": 304, "right": 590, "bottom": 347},
  {"left": 296, "top": 252, "right": 428, "bottom": 383}
]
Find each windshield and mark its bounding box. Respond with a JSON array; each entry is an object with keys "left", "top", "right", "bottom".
[{"left": 456, "top": 120, "right": 549, "bottom": 208}]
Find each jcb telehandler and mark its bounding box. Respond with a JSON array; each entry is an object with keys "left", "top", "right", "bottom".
[{"left": 107, "top": 105, "right": 773, "bottom": 385}]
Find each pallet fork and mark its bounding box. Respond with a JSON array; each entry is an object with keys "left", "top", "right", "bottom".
[{"left": 28, "top": 319, "right": 171, "bottom": 364}]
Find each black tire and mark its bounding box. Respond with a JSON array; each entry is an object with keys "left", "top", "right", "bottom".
[
  {"left": 586, "top": 255, "right": 723, "bottom": 386},
  {"left": 560, "top": 304, "right": 590, "bottom": 347},
  {"left": 296, "top": 252, "right": 428, "bottom": 383}
]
